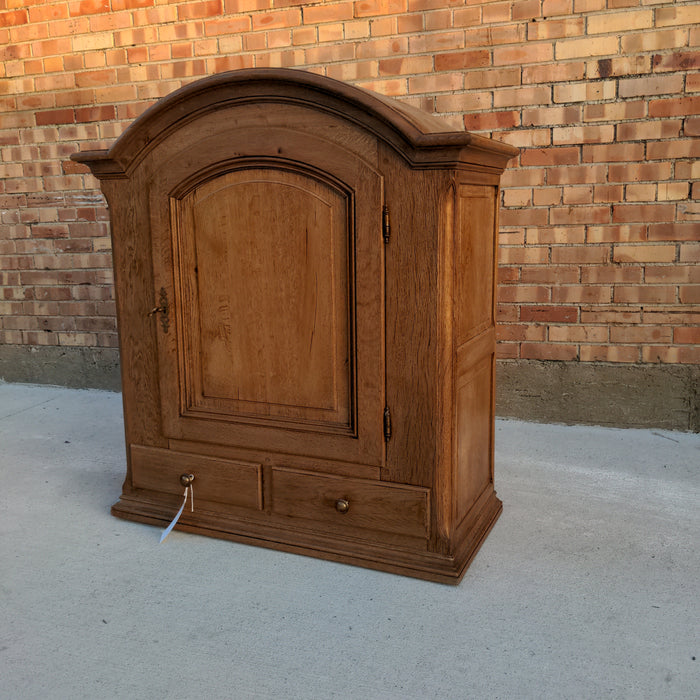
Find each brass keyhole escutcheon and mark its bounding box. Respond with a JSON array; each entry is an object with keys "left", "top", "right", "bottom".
[
  {"left": 180, "top": 473, "right": 195, "bottom": 487},
  {"left": 148, "top": 287, "right": 170, "bottom": 333},
  {"left": 335, "top": 498, "right": 349, "bottom": 514}
]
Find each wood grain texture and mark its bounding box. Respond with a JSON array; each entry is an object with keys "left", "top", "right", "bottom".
[{"left": 75, "top": 69, "right": 515, "bottom": 583}]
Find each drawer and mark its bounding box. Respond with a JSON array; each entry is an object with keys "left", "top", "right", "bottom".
[
  {"left": 131, "top": 444, "right": 263, "bottom": 510},
  {"left": 271, "top": 468, "right": 429, "bottom": 542}
]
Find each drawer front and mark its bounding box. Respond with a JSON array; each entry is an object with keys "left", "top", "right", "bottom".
[
  {"left": 271, "top": 468, "right": 429, "bottom": 541},
  {"left": 131, "top": 444, "right": 263, "bottom": 510}
]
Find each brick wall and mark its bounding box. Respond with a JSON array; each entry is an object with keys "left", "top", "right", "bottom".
[{"left": 1, "top": 0, "right": 698, "bottom": 369}]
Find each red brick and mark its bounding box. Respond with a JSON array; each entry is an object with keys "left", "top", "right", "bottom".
[
  {"left": 29, "top": 5, "right": 70, "bottom": 22},
  {"left": 551, "top": 285, "right": 611, "bottom": 304},
  {"left": 527, "top": 17, "right": 583, "bottom": 40},
  {"left": 520, "top": 265, "right": 579, "bottom": 284},
  {"left": 252, "top": 7, "right": 301, "bottom": 29},
  {"left": 679, "top": 286, "right": 700, "bottom": 304},
  {"left": 35, "top": 109, "right": 75, "bottom": 126},
  {"left": 496, "top": 324, "right": 547, "bottom": 342},
  {"left": 304, "top": 2, "right": 353, "bottom": 23},
  {"left": 494, "top": 86, "right": 551, "bottom": 108},
  {"left": 617, "top": 120, "right": 682, "bottom": 142},
  {"left": 613, "top": 285, "right": 676, "bottom": 304},
  {"left": 355, "top": 0, "right": 406, "bottom": 17},
  {"left": 647, "top": 139, "right": 700, "bottom": 161},
  {"left": 521, "top": 342, "right": 578, "bottom": 361},
  {"left": 500, "top": 208, "right": 549, "bottom": 227},
  {"left": 0, "top": 9, "right": 28, "bottom": 26},
  {"left": 481, "top": 3, "right": 510, "bottom": 23},
  {"left": 593, "top": 185, "right": 624, "bottom": 204},
  {"left": 111, "top": 0, "right": 156, "bottom": 9},
  {"left": 542, "top": 0, "right": 572, "bottom": 16},
  {"left": 495, "top": 343, "right": 519, "bottom": 360},
  {"left": 463, "top": 111, "right": 519, "bottom": 132},
  {"left": 499, "top": 285, "right": 550, "bottom": 303},
  {"left": 434, "top": 50, "right": 490, "bottom": 71},
  {"left": 642, "top": 346, "right": 700, "bottom": 364},
  {"left": 655, "top": 5, "right": 700, "bottom": 28},
  {"left": 556, "top": 35, "right": 618, "bottom": 60},
  {"left": 580, "top": 345, "right": 639, "bottom": 363},
  {"left": 587, "top": 55, "right": 649, "bottom": 80},
  {"left": 204, "top": 15, "right": 251, "bottom": 35},
  {"left": 646, "top": 266, "right": 700, "bottom": 285},
  {"left": 75, "top": 69, "right": 117, "bottom": 88},
  {"left": 648, "top": 223, "right": 699, "bottom": 242},
  {"left": 513, "top": 0, "right": 542, "bottom": 20},
  {"left": 612, "top": 204, "right": 675, "bottom": 224},
  {"left": 69, "top": 0, "right": 110, "bottom": 16},
  {"left": 522, "top": 106, "right": 581, "bottom": 128},
  {"left": 610, "top": 162, "right": 672, "bottom": 183},
  {"left": 610, "top": 325, "right": 672, "bottom": 344},
  {"left": 547, "top": 165, "right": 607, "bottom": 185},
  {"left": 550, "top": 244, "right": 610, "bottom": 263},
  {"left": 619, "top": 74, "right": 684, "bottom": 99},
  {"left": 520, "top": 305, "right": 578, "bottom": 323},
  {"left": 410, "top": 31, "right": 463, "bottom": 53},
  {"left": 75, "top": 106, "right": 116, "bottom": 123},
  {"left": 652, "top": 51, "right": 700, "bottom": 73},
  {"left": 581, "top": 265, "right": 643, "bottom": 284},
  {"left": 674, "top": 327, "right": 700, "bottom": 345},
  {"left": 521, "top": 147, "right": 580, "bottom": 167},
  {"left": 533, "top": 188, "right": 563, "bottom": 206},
  {"left": 523, "top": 62, "right": 585, "bottom": 85},
  {"left": 649, "top": 96, "right": 700, "bottom": 118},
  {"left": 548, "top": 325, "right": 608, "bottom": 343},
  {"left": 583, "top": 101, "right": 645, "bottom": 123},
  {"left": 452, "top": 6, "right": 480, "bottom": 27},
  {"left": 553, "top": 125, "right": 614, "bottom": 145},
  {"left": 493, "top": 43, "right": 554, "bottom": 66},
  {"left": 177, "top": 0, "right": 223, "bottom": 20}
]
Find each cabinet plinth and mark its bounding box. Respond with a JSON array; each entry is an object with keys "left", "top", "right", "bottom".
[{"left": 73, "top": 68, "right": 517, "bottom": 583}]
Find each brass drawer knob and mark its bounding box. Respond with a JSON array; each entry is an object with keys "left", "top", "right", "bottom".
[{"left": 335, "top": 498, "right": 350, "bottom": 514}]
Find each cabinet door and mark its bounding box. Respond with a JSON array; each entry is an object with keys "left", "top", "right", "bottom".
[{"left": 152, "top": 164, "right": 385, "bottom": 467}]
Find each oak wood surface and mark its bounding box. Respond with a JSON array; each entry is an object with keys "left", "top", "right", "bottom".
[{"left": 74, "top": 69, "right": 516, "bottom": 583}]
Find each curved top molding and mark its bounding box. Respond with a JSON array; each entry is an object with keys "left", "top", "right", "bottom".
[{"left": 72, "top": 68, "right": 518, "bottom": 178}]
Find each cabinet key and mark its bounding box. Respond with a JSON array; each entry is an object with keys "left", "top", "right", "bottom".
[{"left": 180, "top": 473, "right": 195, "bottom": 487}]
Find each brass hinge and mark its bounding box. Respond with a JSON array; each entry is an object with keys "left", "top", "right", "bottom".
[
  {"left": 382, "top": 204, "right": 391, "bottom": 244},
  {"left": 383, "top": 405, "right": 392, "bottom": 442}
]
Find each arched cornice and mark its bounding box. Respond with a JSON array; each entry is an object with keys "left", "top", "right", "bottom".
[{"left": 72, "top": 68, "right": 517, "bottom": 178}]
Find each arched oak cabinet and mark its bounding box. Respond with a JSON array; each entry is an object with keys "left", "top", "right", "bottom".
[{"left": 73, "top": 68, "right": 518, "bottom": 583}]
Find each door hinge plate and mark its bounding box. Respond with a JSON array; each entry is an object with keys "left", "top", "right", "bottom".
[
  {"left": 383, "top": 405, "right": 392, "bottom": 441},
  {"left": 382, "top": 204, "right": 391, "bottom": 244}
]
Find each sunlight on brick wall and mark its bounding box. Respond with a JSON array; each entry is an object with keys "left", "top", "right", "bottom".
[{"left": 0, "top": 0, "right": 698, "bottom": 363}]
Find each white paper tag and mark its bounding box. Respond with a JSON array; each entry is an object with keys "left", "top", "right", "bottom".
[{"left": 159, "top": 485, "right": 193, "bottom": 543}]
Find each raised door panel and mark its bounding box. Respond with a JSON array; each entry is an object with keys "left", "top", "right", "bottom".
[
  {"left": 152, "top": 160, "right": 385, "bottom": 467},
  {"left": 176, "top": 168, "right": 351, "bottom": 431}
]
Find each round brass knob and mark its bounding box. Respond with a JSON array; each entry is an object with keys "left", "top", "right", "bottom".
[
  {"left": 335, "top": 498, "right": 350, "bottom": 514},
  {"left": 180, "top": 473, "right": 195, "bottom": 487}
]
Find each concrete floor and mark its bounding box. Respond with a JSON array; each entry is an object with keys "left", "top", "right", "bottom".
[{"left": 1, "top": 382, "right": 698, "bottom": 700}]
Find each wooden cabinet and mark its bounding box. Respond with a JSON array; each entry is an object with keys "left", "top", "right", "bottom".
[{"left": 73, "top": 68, "right": 517, "bottom": 583}]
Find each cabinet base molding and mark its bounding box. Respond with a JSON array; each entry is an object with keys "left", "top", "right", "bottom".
[{"left": 111, "top": 490, "right": 502, "bottom": 584}]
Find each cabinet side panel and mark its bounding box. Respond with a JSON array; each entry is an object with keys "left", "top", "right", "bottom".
[
  {"left": 452, "top": 183, "right": 499, "bottom": 528},
  {"left": 101, "top": 178, "right": 166, "bottom": 453},
  {"left": 455, "top": 185, "right": 497, "bottom": 344},
  {"left": 454, "top": 350, "right": 494, "bottom": 525}
]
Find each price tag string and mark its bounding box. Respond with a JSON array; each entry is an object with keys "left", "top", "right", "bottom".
[{"left": 159, "top": 483, "right": 194, "bottom": 543}]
